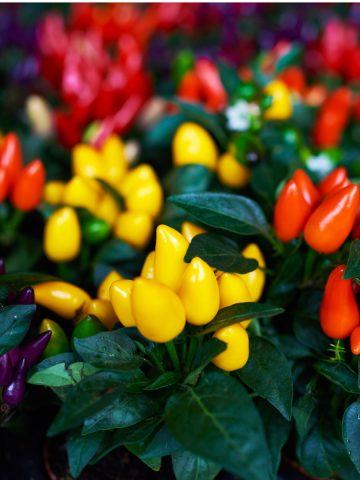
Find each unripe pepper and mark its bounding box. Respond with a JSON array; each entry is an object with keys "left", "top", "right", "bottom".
[
  {"left": 109, "top": 279, "right": 136, "bottom": 327},
  {"left": 217, "top": 153, "right": 250, "bottom": 189},
  {"left": 181, "top": 222, "right": 205, "bottom": 243},
  {"left": 212, "top": 324, "right": 249, "bottom": 371},
  {"left": 113, "top": 211, "right": 153, "bottom": 249},
  {"left": 131, "top": 278, "right": 186, "bottom": 343},
  {"left": 34, "top": 281, "right": 90, "bottom": 319},
  {"left": 3, "top": 357, "right": 27, "bottom": 405},
  {"left": 304, "top": 184, "right": 359, "bottom": 253},
  {"left": 179, "top": 257, "right": 219, "bottom": 326},
  {"left": 263, "top": 80, "right": 292, "bottom": 120},
  {"left": 154, "top": 225, "right": 189, "bottom": 291},
  {"left": 82, "top": 217, "right": 110, "bottom": 245},
  {"left": 39, "top": 319, "right": 70, "bottom": 358},
  {"left": 82, "top": 299, "right": 117, "bottom": 330},
  {"left": 43, "top": 181, "right": 66, "bottom": 205},
  {"left": 71, "top": 315, "right": 106, "bottom": 348},
  {"left": 97, "top": 270, "right": 123, "bottom": 300},
  {"left": 318, "top": 167, "right": 350, "bottom": 197},
  {"left": 238, "top": 244, "right": 266, "bottom": 302},
  {"left": 173, "top": 122, "right": 218, "bottom": 170},
  {"left": 11, "top": 159, "right": 45, "bottom": 211},
  {"left": 320, "top": 265, "right": 359, "bottom": 339},
  {"left": 141, "top": 251, "right": 155, "bottom": 279},
  {"left": 274, "top": 170, "right": 318, "bottom": 242},
  {"left": 44, "top": 207, "right": 81, "bottom": 262}
]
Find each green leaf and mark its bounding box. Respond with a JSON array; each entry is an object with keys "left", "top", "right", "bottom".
[
  {"left": 169, "top": 193, "right": 272, "bottom": 241},
  {"left": 48, "top": 371, "right": 143, "bottom": 436},
  {"left": 95, "top": 178, "right": 124, "bottom": 210},
  {"left": 35, "top": 353, "right": 77, "bottom": 371},
  {"left": 95, "top": 239, "right": 141, "bottom": 264},
  {"left": 237, "top": 337, "right": 293, "bottom": 420},
  {"left": 345, "top": 239, "right": 360, "bottom": 279},
  {"left": 74, "top": 330, "right": 142, "bottom": 371},
  {"left": 82, "top": 392, "right": 160, "bottom": 434},
  {"left": 164, "top": 165, "right": 214, "bottom": 195},
  {"left": 134, "top": 424, "right": 181, "bottom": 460},
  {"left": 0, "top": 272, "right": 56, "bottom": 291},
  {"left": 314, "top": 361, "right": 360, "bottom": 394},
  {"left": 196, "top": 303, "right": 284, "bottom": 335},
  {"left": 68, "top": 362, "right": 99, "bottom": 383},
  {"left": 165, "top": 371, "right": 271, "bottom": 480},
  {"left": 143, "top": 114, "right": 186, "bottom": 148},
  {"left": 66, "top": 429, "right": 105, "bottom": 478},
  {"left": 28, "top": 363, "right": 75, "bottom": 387},
  {"left": 0, "top": 305, "right": 35, "bottom": 355},
  {"left": 185, "top": 233, "right": 258, "bottom": 274},
  {"left": 172, "top": 450, "right": 220, "bottom": 480},
  {"left": 294, "top": 393, "right": 318, "bottom": 440},
  {"left": 343, "top": 401, "right": 360, "bottom": 474},
  {"left": 297, "top": 424, "right": 333, "bottom": 478},
  {"left": 144, "top": 372, "right": 181, "bottom": 391},
  {"left": 184, "top": 338, "right": 226, "bottom": 385},
  {"left": 251, "top": 162, "right": 287, "bottom": 205},
  {"left": 267, "top": 251, "right": 304, "bottom": 307},
  {"left": 218, "top": 62, "right": 239, "bottom": 98}
]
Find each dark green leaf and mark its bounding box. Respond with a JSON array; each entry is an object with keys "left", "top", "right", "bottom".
[
  {"left": 184, "top": 338, "right": 226, "bottom": 385},
  {"left": 297, "top": 424, "right": 333, "bottom": 478},
  {"left": 0, "top": 305, "right": 35, "bottom": 354},
  {"left": 345, "top": 240, "right": 360, "bottom": 280},
  {"left": 218, "top": 62, "right": 239, "bottom": 98},
  {"left": 343, "top": 401, "right": 360, "bottom": 474},
  {"left": 74, "top": 330, "right": 142, "bottom": 371},
  {"left": 185, "top": 233, "right": 258, "bottom": 274},
  {"left": 172, "top": 450, "right": 220, "bottom": 480},
  {"left": 169, "top": 193, "right": 272, "bottom": 241},
  {"left": 237, "top": 337, "right": 293, "bottom": 420},
  {"left": 95, "top": 239, "right": 141, "bottom": 264},
  {"left": 315, "top": 361, "right": 360, "bottom": 394},
  {"left": 251, "top": 162, "right": 287, "bottom": 205},
  {"left": 293, "top": 393, "right": 318, "bottom": 440},
  {"left": 145, "top": 372, "right": 181, "bottom": 391},
  {"left": 197, "top": 303, "right": 284, "bottom": 335},
  {"left": 164, "top": 165, "right": 214, "bottom": 195},
  {"left": 35, "top": 353, "right": 77, "bottom": 371},
  {"left": 166, "top": 371, "right": 271, "bottom": 480},
  {"left": 95, "top": 178, "right": 124, "bottom": 210},
  {"left": 66, "top": 430, "right": 105, "bottom": 478},
  {"left": 267, "top": 251, "right": 304, "bottom": 307},
  {"left": 135, "top": 424, "right": 181, "bottom": 460},
  {"left": 143, "top": 114, "right": 186, "bottom": 148},
  {"left": 0, "top": 272, "right": 56, "bottom": 291}
]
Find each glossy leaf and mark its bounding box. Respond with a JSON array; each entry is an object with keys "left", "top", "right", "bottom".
[
  {"left": 343, "top": 401, "right": 360, "bottom": 474},
  {"left": 172, "top": 450, "right": 220, "bottom": 480},
  {"left": 144, "top": 372, "right": 181, "bottom": 391},
  {"left": 66, "top": 429, "right": 105, "bottom": 478},
  {"left": 344, "top": 239, "right": 360, "bottom": 280},
  {"left": 164, "top": 165, "right": 214, "bottom": 196},
  {"left": 0, "top": 305, "right": 35, "bottom": 355},
  {"left": 315, "top": 361, "right": 360, "bottom": 394}
]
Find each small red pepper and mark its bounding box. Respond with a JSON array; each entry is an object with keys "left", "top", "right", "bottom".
[
  {"left": 11, "top": 159, "right": 45, "bottom": 211},
  {"left": 320, "top": 265, "right": 359, "bottom": 339},
  {"left": 0, "top": 133, "right": 23, "bottom": 192},
  {"left": 0, "top": 167, "right": 10, "bottom": 202},
  {"left": 279, "top": 66, "right": 306, "bottom": 96},
  {"left": 318, "top": 167, "right": 350, "bottom": 197},
  {"left": 350, "top": 326, "right": 360, "bottom": 355},
  {"left": 304, "top": 184, "right": 359, "bottom": 254}
]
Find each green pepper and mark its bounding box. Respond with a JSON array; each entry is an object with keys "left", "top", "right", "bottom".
[
  {"left": 172, "top": 50, "right": 194, "bottom": 86},
  {"left": 71, "top": 315, "right": 106, "bottom": 349},
  {"left": 82, "top": 217, "right": 111, "bottom": 245},
  {"left": 39, "top": 319, "right": 70, "bottom": 358}
]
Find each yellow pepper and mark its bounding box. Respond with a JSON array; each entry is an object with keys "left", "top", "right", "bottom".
[
  {"left": 95, "top": 193, "right": 119, "bottom": 227},
  {"left": 62, "top": 176, "right": 100, "bottom": 215},
  {"left": 173, "top": 122, "right": 218, "bottom": 170},
  {"left": 131, "top": 278, "right": 186, "bottom": 343},
  {"left": 72, "top": 144, "right": 104, "bottom": 179},
  {"left": 101, "top": 135, "right": 128, "bottom": 186},
  {"left": 181, "top": 222, "right": 206, "bottom": 243},
  {"left": 217, "top": 272, "right": 252, "bottom": 308},
  {"left": 240, "top": 243, "right": 266, "bottom": 302},
  {"left": 217, "top": 153, "right": 251, "bottom": 188},
  {"left": 141, "top": 251, "right": 155, "bottom": 279},
  {"left": 212, "top": 324, "right": 249, "bottom": 371},
  {"left": 124, "top": 178, "right": 163, "bottom": 218},
  {"left": 43, "top": 181, "right": 66, "bottom": 205},
  {"left": 82, "top": 299, "right": 117, "bottom": 330},
  {"left": 179, "top": 257, "right": 219, "bottom": 326},
  {"left": 119, "top": 165, "right": 157, "bottom": 197},
  {"left": 39, "top": 319, "right": 70, "bottom": 358},
  {"left": 263, "top": 80, "right": 292, "bottom": 120},
  {"left": 97, "top": 270, "right": 123, "bottom": 300},
  {"left": 154, "top": 225, "right": 189, "bottom": 291},
  {"left": 44, "top": 207, "right": 81, "bottom": 262},
  {"left": 113, "top": 211, "right": 153, "bottom": 249},
  {"left": 34, "top": 281, "right": 90, "bottom": 319},
  {"left": 109, "top": 279, "right": 136, "bottom": 327}
]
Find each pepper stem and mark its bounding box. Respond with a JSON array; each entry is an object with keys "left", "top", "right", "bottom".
[{"left": 165, "top": 341, "right": 181, "bottom": 372}]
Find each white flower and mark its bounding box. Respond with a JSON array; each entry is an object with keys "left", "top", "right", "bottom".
[{"left": 225, "top": 100, "right": 260, "bottom": 132}]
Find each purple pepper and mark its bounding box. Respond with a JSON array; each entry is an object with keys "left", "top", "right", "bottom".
[
  {"left": 3, "top": 357, "right": 27, "bottom": 406},
  {"left": 0, "top": 352, "right": 13, "bottom": 385},
  {"left": 21, "top": 331, "right": 52, "bottom": 368},
  {"left": 0, "top": 258, "right": 5, "bottom": 275},
  {"left": 8, "top": 346, "right": 21, "bottom": 368},
  {"left": 17, "top": 287, "right": 35, "bottom": 305}
]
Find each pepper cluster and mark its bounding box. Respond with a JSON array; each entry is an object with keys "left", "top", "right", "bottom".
[
  {"left": 108, "top": 223, "right": 266, "bottom": 371},
  {"left": 0, "top": 133, "right": 45, "bottom": 211},
  {"left": 274, "top": 167, "right": 359, "bottom": 253},
  {"left": 43, "top": 134, "right": 163, "bottom": 262}
]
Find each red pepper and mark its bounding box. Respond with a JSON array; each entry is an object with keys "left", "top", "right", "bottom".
[
  {"left": 320, "top": 265, "right": 359, "bottom": 339},
  {"left": 0, "top": 133, "right": 23, "bottom": 190},
  {"left": 178, "top": 70, "right": 202, "bottom": 103},
  {"left": 312, "top": 88, "right": 352, "bottom": 148},
  {"left": 195, "top": 58, "right": 227, "bottom": 112},
  {"left": 0, "top": 167, "right": 10, "bottom": 202},
  {"left": 351, "top": 326, "right": 360, "bottom": 355},
  {"left": 274, "top": 169, "right": 318, "bottom": 242},
  {"left": 318, "top": 167, "right": 350, "bottom": 197},
  {"left": 279, "top": 66, "right": 306, "bottom": 96},
  {"left": 11, "top": 159, "right": 45, "bottom": 211},
  {"left": 304, "top": 184, "right": 359, "bottom": 254}
]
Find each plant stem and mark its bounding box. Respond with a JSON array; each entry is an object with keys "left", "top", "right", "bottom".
[
  {"left": 165, "top": 341, "right": 181, "bottom": 372},
  {"left": 184, "top": 336, "right": 200, "bottom": 373},
  {"left": 148, "top": 350, "right": 165, "bottom": 373}
]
